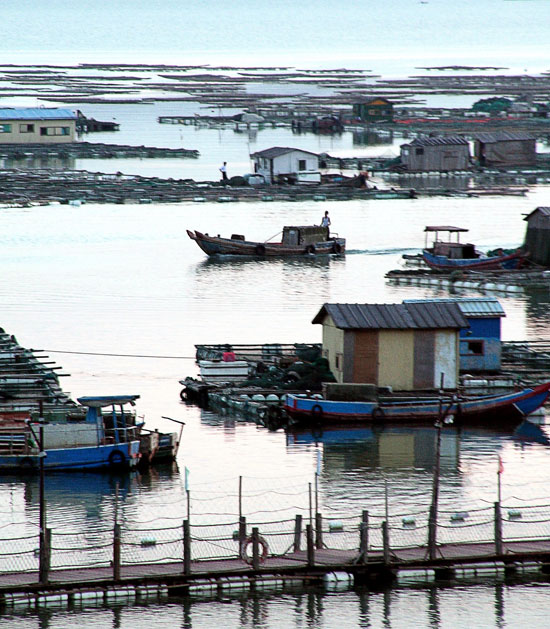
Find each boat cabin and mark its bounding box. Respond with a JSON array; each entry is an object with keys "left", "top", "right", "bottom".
[
  {"left": 282, "top": 225, "right": 329, "bottom": 245},
  {"left": 425, "top": 225, "right": 479, "bottom": 259}
]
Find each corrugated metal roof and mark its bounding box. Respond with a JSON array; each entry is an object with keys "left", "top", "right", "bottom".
[
  {"left": 410, "top": 135, "right": 469, "bottom": 147},
  {"left": 312, "top": 302, "right": 468, "bottom": 329},
  {"left": 475, "top": 131, "right": 535, "bottom": 143},
  {"left": 403, "top": 298, "right": 505, "bottom": 318},
  {"left": 523, "top": 207, "right": 550, "bottom": 221},
  {"left": 0, "top": 107, "right": 77, "bottom": 120},
  {"left": 250, "top": 146, "right": 318, "bottom": 159}
]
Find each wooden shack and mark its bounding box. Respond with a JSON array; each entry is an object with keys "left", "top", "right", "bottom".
[
  {"left": 312, "top": 302, "right": 468, "bottom": 391},
  {"left": 352, "top": 98, "right": 394, "bottom": 123},
  {"left": 400, "top": 136, "right": 470, "bottom": 172},
  {"left": 473, "top": 131, "right": 536, "bottom": 167},
  {"left": 405, "top": 298, "right": 506, "bottom": 373},
  {"left": 523, "top": 207, "right": 550, "bottom": 266}
]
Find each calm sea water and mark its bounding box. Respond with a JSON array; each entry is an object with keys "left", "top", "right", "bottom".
[{"left": 2, "top": 1, "right": 550, "bottom": 626}]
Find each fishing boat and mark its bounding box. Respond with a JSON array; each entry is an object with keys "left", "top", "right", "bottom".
[
  {"left": 421, "top": 226, "right": 526, "bottom": 271},
  {"left": 187, "top": 225, "right": 345, "bottom": 257},
  {"left": 283, "top": 381, "right": 550, "bottom": 427},
  {"left": 0, "top": 395, "right": 143, "bottom": 472}
]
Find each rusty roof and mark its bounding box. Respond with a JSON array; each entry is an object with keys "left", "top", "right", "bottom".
[
  {"left": 523, "top": 207, "right": 550, "bottom": 221},
  {"left": 410, "top": 135, "right": 469, "bottom": 147},
  {"left": 313, "top": 302, "right": 468, "bottom": 330},
  {"left": 475, "top": 131, "right": 535, "bottom": 143}
]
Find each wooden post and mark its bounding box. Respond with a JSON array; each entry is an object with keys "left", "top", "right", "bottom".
[
  {"left": 293, "top": 514, "right": 302, "bottom": 552},
  {"left": 306, "top": 524, "right": 315, "bottom": 567},
  {"left": 239, "top": 515, "right": 247, "bottom": 546},
  {"left": 113, "top": 523, "right": 121, "bottom": 581},
  {"left": 494, "top": 502, "right": 503, "bottom": 555},
  {"left": 315, "top": 512, "right": 323, "bottom": 549},
  {"left": 382, "top": 521, "right": 390, "bottom": 566},
  {"left": 359, "top": 510, "right": 369, "bottom": 563},
  {"left": 183, "top": 519, "right": 191, "bottom": 575},
  {"left": 238, "top": 475, "right": 243, "bottom": 520},
  {"left": 252, "top": 527, "right": 260, "bottom": 570}
]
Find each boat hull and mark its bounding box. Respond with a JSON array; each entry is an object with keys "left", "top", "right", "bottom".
[
  {"left": 0, "top": 441, "right": 141, "bottom": 472},
  {"left": 283, "top": 382, "right": 550, "bottom": 427},
  {"left": 187, "top": 230, "right": 345, "bottom": 258},
  {"left": 422, "top": 249, "right": 524, "bottom": 271}
]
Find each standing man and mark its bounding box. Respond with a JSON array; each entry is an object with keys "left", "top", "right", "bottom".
[
  {"left": 220, "top": 161, "right": 228, "bottom": 184},
  {"left": 320, "top": 210, "right": 331, "bottom": 236}
]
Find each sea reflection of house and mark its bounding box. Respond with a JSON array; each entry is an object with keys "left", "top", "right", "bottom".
[
  {"left": 313, "top": 302, "right": 468, "bottom": 390},
  {"left": 287, "top": 426, "right": 459, "bottom": 472},
  {"left": 404, "top": 298, "right": 506, "bottom": 373}
]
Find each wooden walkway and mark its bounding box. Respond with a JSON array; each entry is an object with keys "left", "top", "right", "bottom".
[{"left": 3, "top": 539, "right": 550, "bottom": 595}]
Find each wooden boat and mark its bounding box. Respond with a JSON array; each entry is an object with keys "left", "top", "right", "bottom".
[
  {"left": 421, "top": 225, "right": 525, "bottom": 271},
  {"left": 283, "top": 382, "right": 550, "bottom": 426},
  {"left": 187, "top": 225, "right": 345, "bottom": 257},
  {"left": 0, "top": 395, "right": 143, "bottom": 472}
]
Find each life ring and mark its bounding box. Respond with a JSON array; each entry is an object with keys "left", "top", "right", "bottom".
[
  {"left": 306, "top": 245, "right": 316, "bottom": 255},
  {"left": 371, "top": 406, "right": 385, "bottom": 421},
  {"left": 332, "top": 242, "right": 342, "bottom": 254},
  {"left": 240, "top": 534, "right": 269, "bottom": 564},
  {"left": 255, "top": 243, "right": 266, "bottom": 256},
  {"left": 108, "top": 449, "right": 126, "bottom": 468},
  {"left": 180, "top": 387, "right": 188, "bottom": 402},
  {"left": 311, "top": 404, "right": 324, "bottom": 419}
]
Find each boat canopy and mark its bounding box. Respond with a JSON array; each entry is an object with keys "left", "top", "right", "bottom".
[
  {"left": 77, "top": 395, "right": 140, "bottom": 408},
  {"left": 424, "top": 226, "right": 469, "bottom": 233}
]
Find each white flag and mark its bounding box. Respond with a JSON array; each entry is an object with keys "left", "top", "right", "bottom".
[
  {"left": 185, "top": 466, "right": 190, "bottom": 491},
  {"left": 316, "top": 450, "right": 321, "bottom": 476}
]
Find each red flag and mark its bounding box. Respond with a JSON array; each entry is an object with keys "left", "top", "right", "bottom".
[{"left": 498, "top": 455, "right": 504, "bottom": 475}]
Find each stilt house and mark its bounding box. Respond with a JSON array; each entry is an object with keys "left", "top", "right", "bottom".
[
  {"left": 473, "top": 131, "right": 536, "bottom": 167},
  {"left": 400, "top": 136, "right": 471, "bottom": 172},
  {"left": 523, "top": 207, "right": 550, "bottom": 266}
]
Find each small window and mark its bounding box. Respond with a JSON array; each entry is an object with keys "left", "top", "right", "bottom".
[
  {"left": 298, "top": 159, "right": 307, "bottom": 171},
  {"left": 40, "top": 126, "right": 70, "bottom": 136},
  {"left": 0, "top": 124, "right": 12, "bottom": 133},
  {"left": 460, "top": 340, "right": 484, "bottom": 356},
  {"left": 335, "top": 352, "right": 343, "bottom": 370},
  {"left": 415, "top": 147, "right": 424, "bottom": 156},
  {"left": 19, "top": 123, "right": 34, "bottom": 133}
]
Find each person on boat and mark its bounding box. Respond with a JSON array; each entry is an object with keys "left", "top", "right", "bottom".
[
  {"left": 320, "top": 211, "right": 331, "bottom": 235},
  {"left": 219, "top": 161, "right": 228, "bottom": 184}
]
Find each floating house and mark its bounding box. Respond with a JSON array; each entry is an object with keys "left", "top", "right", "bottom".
[
  {"left": 400, "top": 136, "right": 471, "bottom": 172},
  {"left": 473, "top": 131, "right": 536, "bottom": 167},
  {"left": 404, "top": 298, "right": 506, "bottom": 373},
  {"left": 250, "top": 147, "right": 320, "bottom": 184},
  {"left": 352, "top": 97, "right": 394, "bottom": 123},
  {"left": 312, "top": 302, "right": 468, "bottom": 391},
  {"left": 523, "top": 206, "right": 550, "bottom": 266},
  {"left": 0, "top": 108, "right": 78, "bottom": 144}
]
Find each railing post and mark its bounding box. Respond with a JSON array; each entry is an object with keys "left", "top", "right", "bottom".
[
  {"left": 183, "top": 519, "right": 191, "bottom": 575},
  {"left": 494, "top": 502, "right": 503, "bottom": 555},
  {"left": 113, "top": 523, "right": 121, "bottom": 581},
  {"left": 382, "top": 521, "right": 390, "bottom": 566},
  {"left": 427, "top": 504, "right": 437, "bottom": 560},
  {"left": 359, "top": 510, "right": 369, "bottom": 563},
  {"left": 315, "top": 512, "right": 323, "bottom": 549},
  {"left": 239, "top": 515, "right": 247, "bottom": 547},
  {"left": 39, "top": 528, "right": 51, "bottom": 584},
  {"left": 293, "top": 514, "right": 302, "bottom": 552},
  {"left": 252, "top": 527, "right": 260, "bottom": 570},
  {"left": 306, "top": 524, "right": 315, "bottom": 567}
]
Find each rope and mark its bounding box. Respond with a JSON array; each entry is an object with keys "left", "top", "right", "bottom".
[{"left": 39, "top": 348, "right": 195, "bottom": 359}]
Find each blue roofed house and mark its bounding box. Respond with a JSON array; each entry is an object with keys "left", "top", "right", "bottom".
[
  {"left": 404, "top": 298, "right": 505, "bottom": 373},
  {"left": 0, "top": 108, "right": 78, "bottom": 144}
]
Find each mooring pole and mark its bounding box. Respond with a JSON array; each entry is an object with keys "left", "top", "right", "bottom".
[
  {"left": 359, "top": 510, "right": 369, "bottom": 563},
  {"left": 252, "top": 527, "right": 260, "bottom": 570},
  {"left": 306, "top": 524, "right": 315, "bottom": 567},
  {"left": 239, "top": 515, "right": 247, "bottom": 546},
  {"left": 382, "top": 521, "right": 390, "bottom": 566},
  {"left": 238, "top": 475, "right": 243, "bottom": 520},
  {"left": 38, "top": 415, "right": 49, "bottom": 584},
  {"left": 428, "top": 374, "right": 445, "bottom": 560},
  {"left": 494, "top": 502, "right": 503, "bottom": 555},
  {"left": 308, "top": 483, "right": 313, "bottom": 527},
  {"left": 183, "top": 519, "right": 191, "bottom": 575},
  {"left": 315, "top": 512, "right": 323, "bottom": 549},
  {"left": 293, "top": 514, "right": 302, "bottom": 552}
]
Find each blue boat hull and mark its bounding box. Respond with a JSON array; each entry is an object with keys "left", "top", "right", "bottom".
[
  {"left": 284, "top": 382, "right": 550, "bottom": 426},
  {"left": 0, "top": 441, "right": 140, "bottom": 472},
  {"left": 422, "top": 249, "right": 524, "bottom": 271}
]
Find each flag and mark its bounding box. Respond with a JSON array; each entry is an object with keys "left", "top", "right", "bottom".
[
  {"left": 316, "top": 450, "right": 322, "bottom": 476},
  {"left": 498, "top": 456, "right": 504, "bottom": 475},
  {"left": 185, "top": 466, "right": 190, "bottom": 491}
]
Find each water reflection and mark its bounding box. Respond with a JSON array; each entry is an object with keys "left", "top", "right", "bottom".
[{"left": 12, "top": 578, "right": 550, "bottom": 629}]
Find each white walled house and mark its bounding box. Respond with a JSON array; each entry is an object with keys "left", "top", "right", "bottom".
[
  {"left": 0, "top": 108, "right": 78, "bottom": 144},
  {"left": 250, "top": 147, "right": 320, "bottom": 184}
]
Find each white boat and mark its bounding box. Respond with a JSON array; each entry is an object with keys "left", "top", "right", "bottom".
[{"left": 198, "top": 359, "right": 250, "bottom": 383}]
